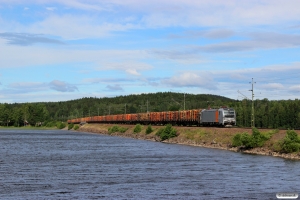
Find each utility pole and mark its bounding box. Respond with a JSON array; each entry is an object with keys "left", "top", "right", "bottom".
[
  {"left": 249, "top": 78, "right": 256, "bottom": 127},
  {"left": 98, "top": 107, "right": 99, "bottom": 116},
  {"left": 184, "top": 93, "right": 186, "bottom": 110},
  {"left": 125, "top": 103, "right": 126, "bottom": 114}
]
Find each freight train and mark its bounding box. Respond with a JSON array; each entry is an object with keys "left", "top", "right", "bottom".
[{"left": 67, "top": 107, "right": 236, "bottom": 127}]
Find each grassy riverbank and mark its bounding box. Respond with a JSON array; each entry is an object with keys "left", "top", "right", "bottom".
[{"left": 76, "top": 123, "right": 300, "bottom": 160}]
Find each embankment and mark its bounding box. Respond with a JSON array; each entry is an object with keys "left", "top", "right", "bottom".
[{"left": 77, "top": 123, "right": 300, "bottom": 160}]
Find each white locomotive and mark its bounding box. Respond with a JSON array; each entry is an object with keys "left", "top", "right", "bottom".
[{"left": 200, "top": 107, "right": 236, "bottom": 127}]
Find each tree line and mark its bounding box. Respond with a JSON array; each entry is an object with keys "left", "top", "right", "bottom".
[
  {"left": 0, "top": 92, "right": 299, "bottom": 129},
  {"left": 233, "top": 98, "right": 300, "bottom": 129}
]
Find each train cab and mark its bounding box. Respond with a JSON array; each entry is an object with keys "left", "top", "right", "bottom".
[
  {"left": 200, "top": 107, "right": 236, "bottom": 127},
  {"left": 219, "top": 108, "right": 236, "bottom": 127}
]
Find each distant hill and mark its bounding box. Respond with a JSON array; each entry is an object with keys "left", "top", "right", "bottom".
[
  {"left": 44, "top": 92, "right": 235, "bottom": 119},
  {"left": 1, "top": 92, "right": 300, "bottom": 129}
]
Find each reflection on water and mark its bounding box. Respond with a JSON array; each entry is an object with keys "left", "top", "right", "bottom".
[{"left": 0, "top": 129, "right": 299, "bottom": 199}]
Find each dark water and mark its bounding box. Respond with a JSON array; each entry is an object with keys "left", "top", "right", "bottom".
[{"left": 0, "top": 129, "right": 299, "bottom": 200}]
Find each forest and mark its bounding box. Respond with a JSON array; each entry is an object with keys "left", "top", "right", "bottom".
[{"left": 0, "top": 92, "right": 299, "bottom": 129}]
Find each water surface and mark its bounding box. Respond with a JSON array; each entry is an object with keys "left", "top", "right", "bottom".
[{"left": 0, "top": 129, "right": 299, "bottom": 199}]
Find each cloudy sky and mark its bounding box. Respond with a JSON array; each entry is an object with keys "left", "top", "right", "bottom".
[{"left": 0, "top": 0, "right": 300, "bottom": 103}]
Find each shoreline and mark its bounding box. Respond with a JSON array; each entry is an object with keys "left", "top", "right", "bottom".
[
  {"left": 0, "top": 126, "right": 58, "bottom": 130},
  {"left": 77, "top": 123, "right": 300, "bottom": 161}
]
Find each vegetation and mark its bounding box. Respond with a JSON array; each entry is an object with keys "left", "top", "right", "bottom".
[
  {"left": 133, "top": 124, "right": 142, "bottom": 133},
  {"left": 232, "top": 128, "right": 275, "bottom": 149},
  {"left": 156, "top": 124, "right": 177, "bottom": 141},
  {"left": 146, "top": 125, "right": 153, "bottom": 134},
  {"left": 68, "top": 123, "right": 74, "bottom": 130},
  {"left": 0, "top": 92, "right": 300, "bottom": 129},
  {"left": 234, "top": 98, "right": 300, "bottom": 129},
  {"left": 74, "top": 125, "right": 80, "bottom": 130},
  {"left": 0, "top": 92, "right": 232, "bottom": 127},
  {"left": 273, "top": 130, "right": 300, "bottom": 153},
  {"left": 44, "top": 121, "right": 57, "bottom": 127},
  {"left": 108, "top": 125, "right": 128, "bottom": 134},
  {"left": 56, "top": 122, "right": 66, "bottom": 129}
]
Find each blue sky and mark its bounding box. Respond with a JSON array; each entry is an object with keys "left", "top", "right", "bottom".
[{"left": 0, "top": 0, "right": 300, "bottom": 103}]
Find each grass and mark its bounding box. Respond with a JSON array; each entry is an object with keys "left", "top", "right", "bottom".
[{"left": 67, "top": 123, "right": 300, "bottom": 153}]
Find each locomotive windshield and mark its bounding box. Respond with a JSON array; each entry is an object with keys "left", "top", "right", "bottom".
[{"left": 223, "top": 110, "right": 235, "bottom": 118}]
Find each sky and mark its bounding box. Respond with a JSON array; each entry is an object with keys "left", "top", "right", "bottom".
[{"left": 0, "top": 0, "right": 300, "bottom": 103}]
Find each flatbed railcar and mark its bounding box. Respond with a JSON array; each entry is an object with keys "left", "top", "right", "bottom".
[{"left": 67, "top": 107, "right": 236, "bottom": 127}]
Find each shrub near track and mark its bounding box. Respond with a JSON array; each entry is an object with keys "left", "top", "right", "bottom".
[
  {"left": 108, "top": 125, "right": 128, "bottom": 134},
  {"left": 68, "top": 123, "right": 74, "bottom": 130},
  {"left": 156, "top": 124, "right": 177, "bottom": 141},
  {"left": 232, "top": 128, "right": 275, "bottom": 149},
  {"left": 133, "top": 124, "right": 142, "bottom": 133},
  {"left": 274, "top": 130, "right": 300, "bottom": 153},
  {"left": 74, "top": 125, "right": 80, "bottom": 130},
  {"left": 146, "top": 125, "right": 153, "bottom": 134},
  {"left": 56, "top": 122, "right": 66, "bottom": 129}
]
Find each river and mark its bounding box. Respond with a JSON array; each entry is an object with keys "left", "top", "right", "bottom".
[{"left": 0, "top": 129, "right": 299, "bottom": 199}]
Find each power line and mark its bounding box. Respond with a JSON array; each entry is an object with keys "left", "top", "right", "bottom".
[{"left": 249, "top": 78, "right": 256, "bottom": 127}]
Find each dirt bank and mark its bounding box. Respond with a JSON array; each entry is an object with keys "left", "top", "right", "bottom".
[{"left": 77, "top": 123, "right": 300, "bottom": 160}]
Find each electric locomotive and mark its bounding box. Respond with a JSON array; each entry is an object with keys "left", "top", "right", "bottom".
[{"left": 200, "top": 107, "right": 236, "bottom": 127}]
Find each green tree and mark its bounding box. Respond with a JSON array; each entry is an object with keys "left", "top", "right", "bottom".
[
  {"left": 134, "top": 124, "right": 142, "bottom": 133},
  {"left": 156, "top": 124, "right": 177, "bottom": 141},
  {"left": 12, "top": 107, "right": 23, "bottom": 127},
  {"left": 146, "top": 125, "right": 153, "bottom": 134},
  {"left": 279, "top": 130, "right": 300, "bottom": 153}
]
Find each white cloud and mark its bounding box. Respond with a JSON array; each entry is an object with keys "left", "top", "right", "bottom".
[
  {"left": 261, "top": 83, "right": 284, "bottom": 90},
  {"left": 162, "top": 72, "right": 217, "bottom": 89},
  {"left": 99, "top": 61, "right": 152, "bottom": 75},
  {"left": 82, "top": 77, "right": 137, "bottom": 84},
  {"left": 4, "top": 80, "right": 78, "bottom": 93},
  {"left": 0, "top": 32, "right": 65, "bottom": 46},
  {"left": 9, "top": 82, "right": 46, "bottom": 89},
  {"left": 125, "top": 69, "right": 140, "bottom": 76},
  {"left": 1, "top": 0, "right": 300, "bottom": 102},
  {"left": 289, "top": 85, "right": 300, "bottom": 92},
  {"left": 105, "top": 84, "right": 123, "bottom": 91},
  {"left": 0, "top": 40, "right": 150, "bottom": 69},
  {"left": 46, "top": 7, "right": 56, "bottom": 11},
  {"left": 49, "top": 80, "right": 78, "bottom": 92},
  {"left": 1, "top": 1, "right": 300, "bottom": 39}
]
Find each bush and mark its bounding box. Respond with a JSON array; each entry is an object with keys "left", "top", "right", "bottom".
[
  {"left": 44, "top": 121, "right": 56, "bottom": 127},
  {"left": 108, "top": 125, "right": 128, "bottom": 134},
  {"left": 146, "top": 125, "right": 153, "bottom": 134},
  {"left": 252, "top": 128, "right": 268, "bottom": 147},
  {"left": 240, "top": 132, "right": 254, "bottom": 148},
  {"left": 74, "top": 125, "right": 80, "bottom": 130},
  {"left": 155, "top": 124, "right": 177, "bottom": 141},
  {"left": 286, "top": 129, "right": 300, "bottom": 142},
  {"left": 119, "top": 127, "right": 128, "bottom": 133},
  {"left": 108, "top": 126, "right": 119, "bottom": 134},
  {"left": 56, "top": 122, "right": 66, "bottom": 129},
  {"left": 231, "top": 128, "right": 272, "bottom": 149},
  {"left": 68, "top": 123, "right": 74, "bottom": 130},
  {"left": 134, "top": 124, "right": 142, "bottom": 133},
  {"left": 277, "top": 130, "right": 300, "bottom": 153},
  {"left": 282, "top": 141, "right": 300, "bottom": 153},
  {"left": 156, "top": 128, "right": 164, "bottom": 137},
  {"left": 232, "top": 133, "right": 243, "bottom": 147}
]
